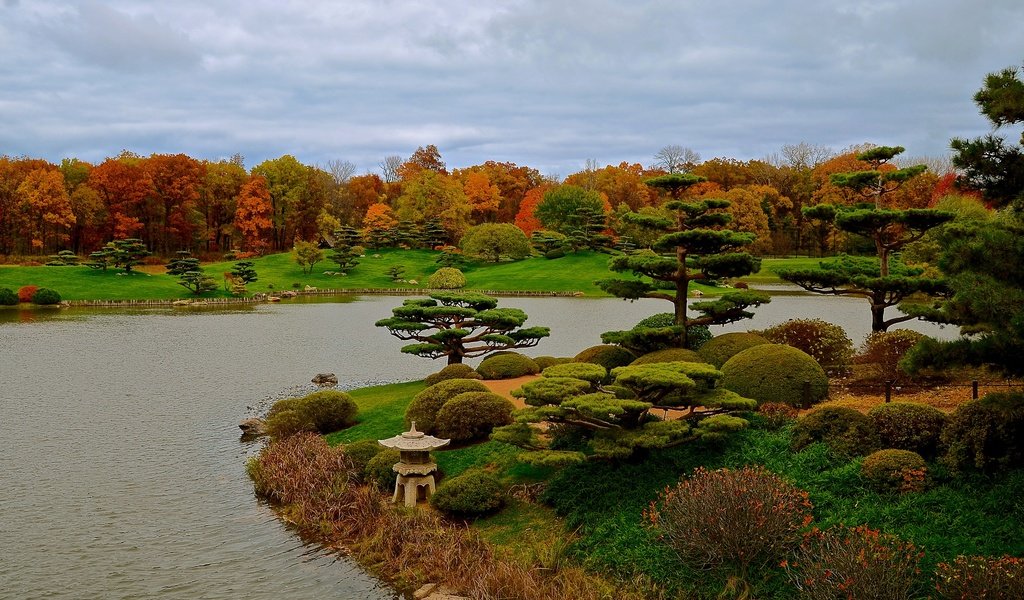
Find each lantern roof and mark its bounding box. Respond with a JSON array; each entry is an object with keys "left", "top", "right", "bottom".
[{"left": 378, "top": 422, "right": 450, "bottom": 451}]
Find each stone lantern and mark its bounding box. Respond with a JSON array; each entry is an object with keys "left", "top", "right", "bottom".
[{"left": 377, "top": 422, "right": 450, "bottom": 507}]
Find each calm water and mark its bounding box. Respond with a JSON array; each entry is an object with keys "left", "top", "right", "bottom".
[{"left": 0, "top": 293, "right": 955, "bottom": 599}]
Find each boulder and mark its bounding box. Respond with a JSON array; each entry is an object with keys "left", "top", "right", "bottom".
[
  {"left": 312, "top": 373, "right": 338, "bottom": 386},
  {"left": 239, "top": 417, "right": 266, "bottom": 437}
]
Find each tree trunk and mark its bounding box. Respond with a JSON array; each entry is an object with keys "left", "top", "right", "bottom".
[
  {"left": 870, "top": 301, "right": 888, "bottom": 332},
  {"left": 447, "top": 353, "right": 464, "bottom": 365}
]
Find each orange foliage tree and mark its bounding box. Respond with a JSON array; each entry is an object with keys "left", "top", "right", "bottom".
[
  {"left": 234, "top": 176, "right": 273, "bottom": 254},
  {"left": 16, "top": 168, "right": 75, "bottom": 253},
  {"left": 88, "top": 155, "right": 153, "bottom": 242},
  {"left": 461, "top": 171, "right": 502, "bottom": 222},
  {"left": 513, "top": 185, "right": 553, "bottom": 236}
]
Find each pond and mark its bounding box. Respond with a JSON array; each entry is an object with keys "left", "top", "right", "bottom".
[{"left": 0, "top": 293, "right": 956, "bottom": 599}]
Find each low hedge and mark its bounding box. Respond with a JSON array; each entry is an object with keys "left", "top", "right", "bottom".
[
  {"left": 434, "top": 392, "right": 516, "bottom": 442},
  {"left": 861, "top": 449, "right": 929, "bottom": 494},
  {"left": 942, "top": 392, "right": 1024, "bottom": 473},
  {"left": 476, "top": 353, "right": 540, "bottom": 380},
  {"left": 792, "top": 406, "right": 881, "bottom": 458},
  {"left": 720, "top": 344, "right": 828, "bottom": 407},
  {"left": 630, "top": 348, "right": 704, "bottom": 365},
  {"left": 343, "top": 439, "right": 386, "bottom": 480},
  {"left": 697, "top": 332, "right": 769, "bottom": 368},
  {"left": 430, "top": 469, "right": 505, "bottom": 516},
  {"left": 30, "top": 287, "right": 61, "bottom": 305},
  {"left": 265, "top": 390, "right": 359, "bottom": 439},
  {"left": 868, "top": 402, "right": 947, "bottom": 459},
  {"left": 574, "top": 344, "right": 635, "bottom": 371},
  {"left": 405, "top": 378, "right": 489, "bottom": 433},
  {"left": 424, "top": 364, "right": 483, "bottom": 387},
  {"left": 534, "top": 356, "right": 573, "bottom": 370},
  {"left": 365, "top": 448, "right": 401, "bottom": 490},
  {"left": 0, "top": 287, "right": 18, "bottom": 305}
]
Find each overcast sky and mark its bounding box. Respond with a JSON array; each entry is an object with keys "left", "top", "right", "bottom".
[{"left": 1, "top": 0, "right": 1022, "bottom": 175}]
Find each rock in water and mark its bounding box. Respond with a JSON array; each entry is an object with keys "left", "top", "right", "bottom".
[
  {"left": 239, "top": 417, "right": 267, "bottom": 437},
  {"left": 312, "top": 373, "right": 338, "bottom": 386}
]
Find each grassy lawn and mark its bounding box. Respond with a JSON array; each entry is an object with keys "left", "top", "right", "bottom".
[
  {"left": 0, "top": 248, "right": 738, "bottom": 301},
  {"left": 743, "top": 257, "right": 826, "bottom": 284}
]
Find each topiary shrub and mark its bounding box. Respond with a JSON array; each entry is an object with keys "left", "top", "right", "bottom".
[
  {"left": 0, "top": 287, "right": 17, "bottom": 305},
  {"left": 343, "top": 439, "right": 385, "bottom": 480},
  {"left": 265, "top": 390, "right": 359, "bottom": 439},
  {"left": 868, "top": 402, "right": 947, "bottom": 459},
  {"left": 856, "top": 329, "right": 926, "bottom": 383},
  {"left": 424, "top": 363, "right": 482, "bottom": 387},
  {"left": 861, "top": 449, "right": 929, "bottom": 494},
  {"left": 935, "top": 555, "right": 1024, "bottom": 599},
  {"left": 476, "top": 353, "right": 540, "bottom": 380},
  {"left": 434, "top": 392, "right": 516, "bottom": 442},
  {"left": 533, "top": 356, "right": 572, "bottom": 370},
  {"left": 697, "top": 332, "right": 770, "bottom": 367},
  {"left": 427, "top": 267, "right": 467, "bottom": 289},
  {"left": 785, "top": 525, "right": 922, "bottom": 600},
  {"left": 430, "top": 469, "right": 505, "bottom": 516},
  {"left": 759, "top": 318, "right": 853, "bottom": 372},
  {"left": 941, "top": 392, "right": 1024, "bottom": 473},
  {"left": 720, "top": 344, "right": 828, "bottom": 408},
  {"left": 758, "top": 402, "right": 798, "bottom": 430},
  {"left": 30, "top": 287, "right": 61, "bottom": 305},
  {"left": 647, "top": 466, "right": 812, "bottom": 577},
  {"left": 405, "top": 378, "right": 490, "bottom": 433},
  {"left": 540, "top": 362, "right": 607, "bottom": 385},
  {"left": 630, "top": 348, "right": 704, "bottom": 365},
  {"left": 544, "top": 249, "right": 566, "bottom": 259},
  {"left": 364, "top": 448, "right": 401, "bottom": 490},
  {"left": 17, "top": 285, "right": 38, "bottom": 303},
  {"left": 792, "top": 406, "right": 881, "bottom": 457},
  {"left": 573, "top": 344, "right": 635, "bottom": 371}
]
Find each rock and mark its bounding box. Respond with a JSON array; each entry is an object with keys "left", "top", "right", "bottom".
[
  {"left": 312, "top": 373, "right": 338, "bottom": 386},
  {"left": 269, "top": 296, "right": 281, "bottom": 302},
  {"left": 413, "top": 583, "right": 439, "bottom": 599},
  {"left": 172, "top": 299, "right": 191, "bottom": 306},
  {"left": 239, "top": 417, "right": 267, "bottom": 437},
  {"left": 281, "top": 290, "right": 298, "bottom": 298},
  {"left": 408, "top": 279, "right": 418, "bottom": 285},
  {"left": 304, "top": 285, "right": 317, "bottom": 291}
]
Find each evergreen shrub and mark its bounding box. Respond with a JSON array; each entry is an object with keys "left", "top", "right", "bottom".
[
  {"left": 792, "top": 406, "right": 881, "bottom": 457},
  {"left": 430, "top": 470, "right": 505, "bottom": 516},
  {"left": 365, "top": 448, "right": 401, "bottom": 490},
  {"left": 941, "top": 392, "right": 1024, "bottom": 473},
  {"left": 720, "top": 344, "right": 828, "bottom": 407},
  {"left": 540, "top": 362, "right": 606, "bottom": 384},
  {"left": 573, "top": 345, "right": 635, "bottom": 371},
  {"left": 343, "top": 439, "right": 385, "bottom": 479},
  {"left": 759, "top": 318, "right": 853, "bottom": 371},
  {"left": 697, "top": 332, "right": 769, "bottom": 367},
  {"left": 869, "top": 402, "right": 947, "bottom": 458},
  {"left": 0, "top": 287, "right": 17, "bottom": 305},
  {"left": 434, "top": 392, "right": 515, "bottom": 442},
  {"left": 476, "top": 353, "right": 540, "bottom": 379},
  {"left": 424, "top": 364, "right": 482, "bottom": 387},
  {"left": 630, "top": 348, "right": 704, "bottom": 365},
  {"left": 544, "top": 249, "right": 566, "bottom": 259},
  {"left": 533, "top": 356, "right": 573, "bottom": 370},
  {"left": 405, "top": 378, "right": 489, "bottom": 433},
  {"left": 861, "top": 449, "right": 929, "bottom": 494},
  {"left": 30, "top": 288, "right": 61, "bottom": 305},
  {"left": 427, "top": 267, "right": 467, "bottom": 289},
  {"left": 265, "top": 390, "right": 359, "bottom": 439}
]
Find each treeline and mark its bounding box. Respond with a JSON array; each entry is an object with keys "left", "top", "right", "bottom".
[{"left": 0, "top": 142, "right": 954, "bottom": 258}]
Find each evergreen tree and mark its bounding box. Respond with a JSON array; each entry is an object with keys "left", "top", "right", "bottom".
[
  {"left": 230, "top": 260, "right": 258, "bottom": 284},
  {"left": 165, "top": 251, "right": 196, "bottom": 276},
  {"left": 178, "top": 267, "right": 218, "bottom": 295},
  {"left": 109, "top": 238, "right": 150, "bottom": 273}
]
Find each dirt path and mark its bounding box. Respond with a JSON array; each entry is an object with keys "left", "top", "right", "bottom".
[{"left": 480, "top": 375, "right": 540, "bottom": 409}]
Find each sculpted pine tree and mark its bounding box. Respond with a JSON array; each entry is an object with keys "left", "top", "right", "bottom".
[
  {"left": 598, "top": 174, "right": 769, "bottom": 348},
  {"left": 779, "top": 146, "right": 954, "bottom": 331},
  {"left": 375, "top": 291, "right": 549, "bottom": 364}
]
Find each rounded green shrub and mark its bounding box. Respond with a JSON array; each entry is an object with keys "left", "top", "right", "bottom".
[
  {"left": 30, "top": 287, "right": 62, "bottom": 305},
  {"left": 541, "top": 361, "right": 606, "bottom": 384},
  {"left": 629, "top": 313, "right": 712, "bottom": 350},
  {"left": 343, "top": 439, "right": 385, "bottom": 479},
  {"left": 424, "top": 363, "right": 482, "bottom": 387},
  {"left": 861, "top": 449, "right": 929, "bottom": 494},
  {"left": 365, "top": 448, "right": 401, "bottom": 490},
  {"left": 476, "top": 353, "right": 540, "bottom": 380},
  {"left": 533, "top": 356, "right": 573, "bottom": 370},
  {"left": 405, "top": 378, "right": 489, "bottom": 433},
  {"left": 573, "top": 344, "right": 635, "bottom": 371},
  {"left": 720, "top": 344, "right": 828, "bottom": 407},
  {"left": 544, "top": 249, "right": 566, "bottom": 259},
  {"left": 941, "top": 392, "right": 1024, "bottom": 473},
  {"left": 630, "top": 348, "right": 704, "bottom": 365},
  {"left": 427, "top": 267, "right": 467, "bottom": 289},
  {"left": 430, "top": 470, "right": 505, "bottom": 516},
  {"left": 868, "top": 402, "right": 947, "bottom": 458},
  {"left": 759, "top": 318, "right": 853, "bottom": 371},
  {"left": 792, "top": 406, "right": 881, "bottom": 457},
  {"left": 697, "top": 332, "right": 770, "bottom": 367},
  {"left": 434, "top": 392, "right": 516, "bottom": 442},
  {"left": 0, "top": 287, "right": 17, "bottom": 305},
  {"left": 265, "top": 390, "right": 359, "bottom": 438}
]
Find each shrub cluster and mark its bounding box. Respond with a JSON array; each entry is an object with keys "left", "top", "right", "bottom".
[
  {"left": 629, "top": 348, "right": 704, "bottom": 365},
  {"left": 31, "top": 287, "right": 61, "bottom": 305},
  {"left": 868, "top": 402, "right": 947, "bottom": 458},
  {"left": 934, "top": 555, "right": 1024, "bottom": 599},
  {"left": 856, "top": 329, "right": 926, "bottom": 383},
  {"left": 941, "top": 392, "right": 1024, "bottom": 473},
  {"left": 364, "top": 448, "right": 401, "bottom": 490},
  {"left": 759, "top": 318, "right": 853, "bottom": 371},
  {"left": 424, "top": 363, "right": 482, "bottom": 387},
  {"left": 861, "top": 449, "right": 929, "bottom": 494},
  {"left": 430, "top": 470, "right": 506, "bottom": 516},
  {"left": 405, "top": 378, "right": 489, "bottom": 433},
  {"left": 476, "top": 353, "right": 540, "bottom": 379},
  {"left": 647, "top": 466, "right": 812, "bottom": 577},
  {"left": 533, "top": 355, "right": 573, "bottom": 370},
  {"left": 265, "top": 390, "right": 359, "bottom": 439},
  {"left": 697, "top": 332, "right": 769, "bottom": 367},
  {"left": 17, "top": 285, "right": 38, "bottom": 303},
  {"left": 434, "top": 392, "right": 515, "bottom": 442},
  {"left": 631, "top": 313, "right": 712, "bottom": 350},
  {"left": 427, "top": 267, "right": 467, "bottom": 289},
  {"left": 343, "top": 439, "right": 385, "bottom": 480},
  {"left": 720, "top": 344, "right": 829, "bottom": 407},
  {"left": 573, "top": 344, "right": 635, "bottom": 371},
  {"left": 792, "top": 406, "right": 881, "bottom": 457},
  {"left": 0, "top": 287, "right": 17, "bottom": 305},
  {"left": 784, "top": 525, "right": 922, "bottom": 600},
  {"left": 758, "top": 402, "right": 798, "bottom": 430}
]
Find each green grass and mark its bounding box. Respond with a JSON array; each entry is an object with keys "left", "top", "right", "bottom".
[
  {"left": 743, "top": 257, "right": 827, "bottom": 284},
  {"left": 325, "top": 380, "right": 426, "bottom": 445}
]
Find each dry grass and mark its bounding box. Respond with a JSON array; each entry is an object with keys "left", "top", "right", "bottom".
[{"left": 815, "top": 381, "right": 1024, "bottom": 415}]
